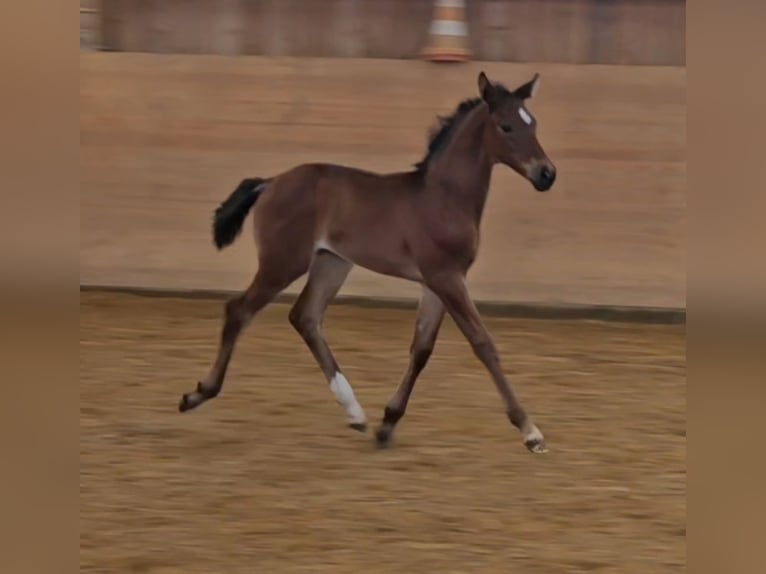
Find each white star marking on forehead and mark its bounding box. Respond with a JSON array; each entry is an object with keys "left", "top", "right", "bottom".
[{"left": 518, "top": 107, "right": 533, "bottom": 125}]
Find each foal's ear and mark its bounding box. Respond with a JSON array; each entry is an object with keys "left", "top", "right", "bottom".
[
  {"left": 477, "top": 71, "right": 499, "bottom": 108},
  {"left": 514, "top": 73, "right": 541, "bottom": 100}
]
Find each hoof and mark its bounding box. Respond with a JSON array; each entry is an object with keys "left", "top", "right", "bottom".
[
  {"left": 178, "top": 382, "right": 209, "bottom": 413},
  {"left": 523, "top": 424, "right": 547, "bottom": 454},
  {"left": 178, "top": 393, "right": 195, "bottom": 413},
  {"left": 375, "top": 425, "right": 393, "bottom": 448},
  {"left": 524, "top": 437, "right": 548, "bottom": 454},
  {"left": 349, "top": 422, "right": 368, "bottom": 433}
]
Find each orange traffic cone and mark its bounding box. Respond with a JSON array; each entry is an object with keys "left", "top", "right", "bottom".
[{"left": 421, "top": 0, "right": 472, "bottom": 63}]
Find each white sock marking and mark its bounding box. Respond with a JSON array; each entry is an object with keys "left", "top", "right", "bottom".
[
  {"left": 523, "top": 424, "right": 547, "bottom": 453},
  {"left": 329, "top": 372, "right": 366, "bottom": 424}
]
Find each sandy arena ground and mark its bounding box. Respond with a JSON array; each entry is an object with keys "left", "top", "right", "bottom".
[{"left": 80, "top": 291, "right": 685, "bottom": 573}]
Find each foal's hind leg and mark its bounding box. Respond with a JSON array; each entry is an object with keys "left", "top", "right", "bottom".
[
  {"left": 178, "top": 271, "right": 291, "bottom": 412},
  {"left": 288, "top": 250, "right": 367, "bottom": 431},
  {"left": 375, "top": 286, "right": 444, "bottom": 447}
]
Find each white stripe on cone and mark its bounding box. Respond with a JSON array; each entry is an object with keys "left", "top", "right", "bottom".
[
  {"left": 429, "top": 19, "right": 468, "bottom": 37},
  {"left": 434, "top": 0, "right": 466, "bottom": 8}
]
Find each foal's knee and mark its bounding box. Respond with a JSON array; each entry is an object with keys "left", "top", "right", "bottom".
[
  {"left": 224, "top": 296, "right": 241, "bottom": 319},
  {"left": 287, "top": 305, "right": 303, "bottom": 332},
  {"left": 223, "top": 296, "right": 246, "bottom": 332},
  {"left": 470, "top": 337, "right": 498, "bottom": 363},
  {"left": 288, "top": 305, "right": 318, "bottom": 339}
]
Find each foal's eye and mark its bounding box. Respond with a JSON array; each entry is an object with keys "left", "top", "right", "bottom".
[{"left": 499, "top": 124, "right": 513, "bottom": 134}]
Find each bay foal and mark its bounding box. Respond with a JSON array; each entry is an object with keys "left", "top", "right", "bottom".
[{"left": 179, "top": 71, "right": 557, "bottom": 453}]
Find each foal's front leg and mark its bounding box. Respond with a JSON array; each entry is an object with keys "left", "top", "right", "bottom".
[
  {"left": 375, "top": 286, "right": 445, "bottom": 447},
  {"left": 426, "top": 273, "right": 546, "bottom": 453}
]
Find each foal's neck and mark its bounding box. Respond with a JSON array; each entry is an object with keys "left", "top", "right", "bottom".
[{"left": 429, "top": 104, "right": 494, "bottom": 222}]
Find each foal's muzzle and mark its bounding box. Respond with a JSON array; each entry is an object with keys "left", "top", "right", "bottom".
[{"left": 532, "top": 164, "right": 556, "bottom": 192}]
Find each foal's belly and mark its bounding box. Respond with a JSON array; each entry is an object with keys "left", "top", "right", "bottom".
[
  {"left": 316, "top": 237, "right": 423, "bottom": 283},
  {"left": 314, "top": 182, "right": 424, "bottom": 283}
]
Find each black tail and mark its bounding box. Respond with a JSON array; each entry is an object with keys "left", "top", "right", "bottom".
[{"left": 212, "top": 178, "right": 267, "bottom": 250}]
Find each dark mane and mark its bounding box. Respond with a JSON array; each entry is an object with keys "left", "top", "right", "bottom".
[{"left": 414, "top": 97, "right": 483, "bottom": 173}]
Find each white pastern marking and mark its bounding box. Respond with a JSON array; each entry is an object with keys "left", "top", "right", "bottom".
[
  {"left": 518, "top": 107, "right": 533, "bottom": 125},
  {"left": 524, "top": 424, "right": 544, "bottom": 444},
  {"left": 524, "top": 424, "right": 547, "bottom": 453},
  {"left": 329, "top": 372, "right": 366, "bottom": 424}
]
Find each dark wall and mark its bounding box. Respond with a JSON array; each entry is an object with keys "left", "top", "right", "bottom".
[{"left": 95, "top": 0, "right": 685, "bottom": 66}]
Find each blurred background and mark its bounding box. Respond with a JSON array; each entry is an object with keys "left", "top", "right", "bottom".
[{"left": 80, "top": 2, "right": 686, "bottom": 572}]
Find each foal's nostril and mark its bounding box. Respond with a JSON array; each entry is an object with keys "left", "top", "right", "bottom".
[{"left": 541, "top": 166, "right": 554, "bottom": 183}]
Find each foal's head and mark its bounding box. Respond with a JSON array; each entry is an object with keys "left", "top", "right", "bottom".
[{"left": 478, "top": 71, "right": 557, "bottom": 192}]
